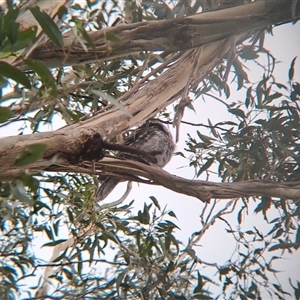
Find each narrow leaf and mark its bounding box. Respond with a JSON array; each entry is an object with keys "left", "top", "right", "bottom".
[
  {"left": 25, "top": 59, "right": 57, "bottom": 96},
  {"left": 237, "top": 206, "right": 244, "bottom": 224},
  {"left": 149, "top": 196, "right": 161, "bottom": 210},
  {"left": 92, "top": 89, "right": 132, "bottom": 118},
  {"left": 228, "top": 108, "right": 246, "bottom": 119},
  {"left": 168, "top": 210, "right": 177, "bottom": 219},
  {"left": 106, "top": 32, "right": 120, "bottom": 43},
  {"left": 0, "top": 26, "right": 37, "bottom": 53},
  {"left": 197, "top": 157, "right": 214, "bottom": 177},
  {"left": 0, "top": 61, "right": 31, "bottom": 88},
  {"left": 0, "top": 107, "right": 13, "bottom": 123},
  {"left": 193, "top": 271, "right": 203, "bottom": 293},
  {"left": 288, "top": 57, "right": 297, "bottom": 81},
  {"left": 268, "top": 242, "right": 297, "bottom": 252},
  {"left": 14, "top": 144, "right": 47, "bottom": 166},
  {"left": 43, "top": 239, "right": 68, "bottom": 247},
  {"left": 30, "top": 6, "right": 64, "bottom": 48}
]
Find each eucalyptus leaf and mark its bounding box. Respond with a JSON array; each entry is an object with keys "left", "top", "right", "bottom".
[
  {"left": 0, "top": 61, "right": 31, "bottom": 88},
  {"left": 0, "top": 106, "right": 12, "bottom": 123},
  {"left": 14, "top": 144, "right": 47, "bottom": 166},
  {"left": 25, "top": 59, "right": 57, "bottom": 96},
  {"left": 30, "top": 6, "right": 64, "bottom": 48}
]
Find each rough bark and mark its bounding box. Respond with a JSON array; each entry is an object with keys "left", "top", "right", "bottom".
[
  {"left": 3, "top": 157, "right": 299, "bottom": 202},
  {"left": 9, "top": 0, "right": 300, "bottom": 69},
  {"left": 0, "top": 41, "right": 230, "bottom": 177}
]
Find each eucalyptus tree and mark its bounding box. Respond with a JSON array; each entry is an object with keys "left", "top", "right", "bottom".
[{"left": 0, "top": 0, "right": 300, "bottom": 299}]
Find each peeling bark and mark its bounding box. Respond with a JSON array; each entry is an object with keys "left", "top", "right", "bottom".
[
  {"left": 0, "top": 41, "right": 230, "bottom": 177},
  {"left": 82, "top": 159, "right": 300, "bottom": 202},
  {"left": 2, "top": 157, "right": 299, "bottom": 202},
  {"left": 8, "top": 0, "right": 299, "bottom": 69}
]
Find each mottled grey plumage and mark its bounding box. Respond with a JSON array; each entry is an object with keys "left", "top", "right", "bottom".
[{"left": 96, "top": 122, "right": 175, "bottom": 201}]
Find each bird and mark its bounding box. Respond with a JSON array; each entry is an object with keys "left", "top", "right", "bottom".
[{"left": 96, "top": 121, "right": 175, "bottom": 201}]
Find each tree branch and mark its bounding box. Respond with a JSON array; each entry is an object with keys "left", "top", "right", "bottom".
[
  {"left": 8, "top": 157, "right": 297, "bottom": 203},
  {"left": 91, "top": 159, "right": 300, "bottom": 202},
  {"left": 9, "top": 0, "right": 299, "bottom": 69}
]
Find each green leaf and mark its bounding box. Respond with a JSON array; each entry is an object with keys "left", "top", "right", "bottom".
[
  {"left": 138, "top": 203, "right": 150, "bottom": 224},
  {"left": 272, "top": 135, "right": 296, "bottom": 158},
  {"left": 197, "top": 157, "right": 214, "bottom": 177},
  {"left": 92, "top": 89, "right": 132, "bottom": 118},
  {"left": 25, "top": 59, "right": 57, "bottom": 96},
  {"left": 168, "top": 210, "right": 177, "bottom": 218},
  {"left": 288, "top": 56, "right": 297, "bottom": 81},
  {"left": 239, "top": 294, "right": 248, "bottom": 300},
  {"left": 149, "top": 195, "right": 161, "bottom": 210},
  {"left": 0, "top": 74, "right": 7, "bottom": 88},
  {"left": 72, "top": 17, "right": 95, "bottom": 50},
  {"left": 263, "top": 92, "right": 282, "bottom": 104},
  {"left": 239, "top": 45, "right": 259, "bottom": 60},
  {"left": 228, "top": 108, "right": 246, "bottom": 119},
  {"left": 43, "top": 239, "right": 67, "bottom": 247},
  {"left": 237, "top": 206, "right": 245, "bottom": 225},
  {"left": 196, "top": 131, "right": 213, "bottom": 145},
  {"left": 268, "top": 242, "right": 297, "bottom": 252},
  {"left": 5, "top": 18, "right": 19, "bottom": 46},
  {"left": 0, "top": 61, "right": 31, "bottom": 88},
  {"left": 14, "top": 144, "right": 47, "bottom": 166},
  {"left": 209, "top": 73, "right": 223, "bottom": 88},
  {"left": 0, "top": 26, "right": 37, "bottom": 53},
  {"left": 208, "top": 118, "right": 218, "bottom": 138},
  {"left": 0, "top": 106, "right": 12, "bottom": 123},
  {"left": 233, "top": 59, "right": 249, "bottom": 90},
  {"left": 62, "top": 268, "right": 73, "bottom": 280},
  {"left": 57, "top": 5, "right": 68, "bottom": 20},
  {"left": 0, "top": 8, "right": 20, "bottom": 47},
  {"left": 3, "top": 8, "right": 19, "bottom": 23},
  {"left": 116, "top": 269, "right": 127, "bottom": 293},
  {"left": 292, "top": 82, "right": 300, "bottom": 96},
  {"left": 20, "top": 173, "right": 39, "bottom": 192},
  {"left": 30, "top": 6, "right": 64, "bottom": 48},
  {"left": 273, "top": 228, "right": 283, "bottom": 239},
  {"left": 106, "top": 32, "right": 120, "bottom": 43},
  {"left": 224, "top": 82, "right": 230, "bottom": 98},
  {"left": 254, "top": 197, "right": 271, "bottom": 215},
  {"left": 219, "top": 266, "right": 230, "bottom": 275},
  {"left": 193, "top": 271, "right": 203, "bottom": 294},
  {"left": 245, "top": 86, "right": 253, "bottom": 108}
]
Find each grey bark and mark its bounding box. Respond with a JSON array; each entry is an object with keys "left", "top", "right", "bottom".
[{"left": 9, "top": 0, "right": 299, "bottom": 69}]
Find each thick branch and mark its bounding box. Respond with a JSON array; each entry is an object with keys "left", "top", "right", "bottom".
[
  {"left": 9, "top": 0, "right": 300, "bottom": 68},
  {"left": 93, "top": 159, "right": 300, "bottom": 202},
  {"left": 6, "top": 158, "right": 298, "bottom": 203},
  {"left": 0, "top": 129, "right": 104, "bottom": 178},
  {"left": 0, "top": 40, "right": 230, "bottom": 177}
]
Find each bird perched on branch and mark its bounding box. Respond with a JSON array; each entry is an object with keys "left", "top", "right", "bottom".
[{"left": 96, "top": 122, "right": 175, "bottom": 201}]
